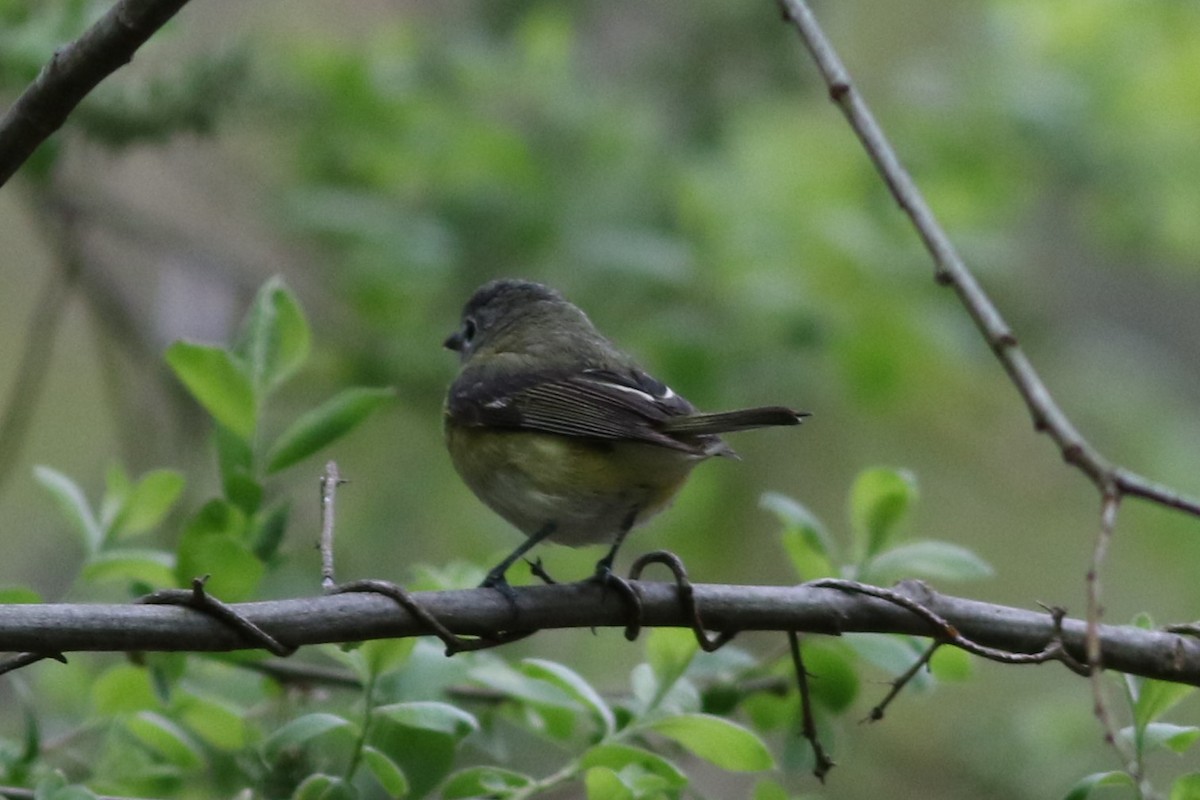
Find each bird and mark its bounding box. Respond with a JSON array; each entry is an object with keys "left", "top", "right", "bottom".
[{"left": 442, "top": 278, "right": 808, "bottom": 592}]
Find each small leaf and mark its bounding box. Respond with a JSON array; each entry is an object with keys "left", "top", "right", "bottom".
[
  {"left": 165, "top": 342, "right": 256, "bottom": 440},
  {"left": 216, "top": 424, "right": 261, "bottom": 513},
  {"left": 110, "top": 470, "right": 185, "bottom": 539},
  {"left": 863, "top": 540, "right": 993, "bottom": 584},
  {"left": 292, "top": 774, "right": 355, "bottom": 800},
  {"left": 124, "top": 711, "right": 205, "bottom": 770},
  {"left": 752, "top": 779, "right": 789, "bottom": 800},
  {"left": 34, "top": 466, "right": 102, "bottom": 553},
  {"left": 175, "top": 500, "right": 263, "bottom": 602},
  {"left": 1063, "top": 771, "right": 1134, "bottom": 800},
  {"left": 578, "top": 744, "right": 686, "bottom": 789},
  {"left": 175, "top": 691, "right": 247, "bottom": 751},
  {"left": 798, "top": 641, "right": 860, "bottom": 711},
  {"left": 82, "top": 549, "right": 175, "bottom": 588},
  {"left": 0, "top": 586, "right": 42, "bottom": 604},
  {"left": 583, "top": 767, "right": 633, "bottom": 800},
  {"left": 1134, "top": 680, "right": 1196, "bottom": 730},
  {"left": 251, "top": 503, "right": 290, "bottom": 562},
  {"left": 92, "top": 665, "right": 156, "bottom": 715},
  {"left": 929, "top": 645, "right": 973, "bottom": 682},
  {"left": 265, "top": 387, "right": 395, "bottom": 474},
  {"left": 761, "top": 492, "right": 835, "bottom": 578},
  {"left": 442, "top": 767, "right": 533, "bottom": 799},
  {"left": 849, "top": 467, "right": 917, "bottom": 558},
  {"left": 1120, "top": 723, "right": 1200, "bottom": 756},
  {"left": 1171, "top": 773, "right": 1200, "bottom": 800},
  {"left": 234, "top": 276, "right": 311, "bottom": 396},
  {"left": 262, "top": 713, "right": 356, "bottom": 762},
  {"left": 361, "top": 746, "right": 409, "bottom": 797},
  {"left": 372, "top": 702, "right": 478, "bottom": 739},
  {"left": 360, "top": 637, "right": 417, "bottom": 678},
  {"left": 646, "top": 628, "right": 698, "bottom": 695},
  {"left": 646, "top": 713, "right": 773, "bottom": 772},
  {"left": 522, "top": 659, "right": 615, "bottom": 737}
]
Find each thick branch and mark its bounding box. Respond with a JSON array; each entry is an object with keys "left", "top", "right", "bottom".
[
  {"left": 0, "top": 0, "right": 193, "bottom": 188},
  {"left": 2, "top": 581, "right": 1199, "bottom": 685}
]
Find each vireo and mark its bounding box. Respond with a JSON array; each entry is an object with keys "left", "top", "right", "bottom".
[{"left": 443, "top": 279, "right": 808, "bottom": 591}]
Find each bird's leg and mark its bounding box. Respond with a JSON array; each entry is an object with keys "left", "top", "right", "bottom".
[
  {"left": 593, "top": 508, "right": 638, "bottom": 582},
  {"left": 481, "top": 522, "right": 558, "bottom": 601},
  {"left": 588, "top": 510, "right": 642, "bottom": 632}
]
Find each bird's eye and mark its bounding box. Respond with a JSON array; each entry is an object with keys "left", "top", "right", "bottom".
[{"left": 462, "top": 317, "right": 477, "bottom": 342}]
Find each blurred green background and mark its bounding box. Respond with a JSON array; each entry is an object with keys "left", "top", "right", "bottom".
[{"left": 2, "top": 0, "right": 1200, "bottom": 797}]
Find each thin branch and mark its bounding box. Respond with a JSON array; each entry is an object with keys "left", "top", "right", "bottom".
[
  {"left": 788, "top": 631, "right": 834, "bottom": 782},
  {"left": 1, "top": 581, "right": 1200, "bottom": 685},
  {"left": 777, "top": 0, "right": 1200, "bottom": 521},
  {"left": 0, "top": 0, "right": 194, "bottom": 188}
]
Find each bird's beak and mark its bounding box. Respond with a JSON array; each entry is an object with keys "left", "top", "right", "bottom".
[{"left": 443, "top": 330, "right": 464, "bottom": 351}]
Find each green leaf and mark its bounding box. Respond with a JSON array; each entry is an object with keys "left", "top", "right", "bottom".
[
  {"left": 645, "top": 713, "right": 774, "bottom": 772},
  {"left": 124, "top": 711, "right": 205, "bottom": 770},
  {"left": 292, "top": 774, "right": 356, "bottom": 800},
  {"left": 175, "top": 500, "right": 263, "bottom": 602},
  {"left": 929, "top": 645, "right": 973, "bottom": 682},
  {"left": 752, "top": 778, "right": 789, "bottom": 800},
  {"left": 165, "top": 341, "right": 257, "bottom": 441},
  {"left": 799, "top": 640, "right": 860, "bottom": 712},
  {"left": 91, "top": 665, "right": 156, "bottom": 715},
  {"left": 265, "top": 386, "right": 395, "bottom": 473},
  {"left": 82, "top": 549, "right": 176, "bottom": 588},
  {"left": 1120, "top": 723, "right": 1200, "bottom": 755},
  {"left": 0, "top": 586, "right": 42, "bottom": 603},
  {"left": 262, "top": 713, "right": 356, "bottom": 762},
  {"left": 175, "top": 691, "right": 247, "bottom": 751},
  {"left": 863, "top": 540, "right": 993, "bottom": 584},
  {"left": 761, "top": 491, "right": 835, "bottom": 579},
  {"left": 584, "top": 767, "right": 634, "bottom": 800},
  {"left": 34, "top": 466, "right": 102, "bottom": 553},
  {"left": 849, "top": 467, "right": 917, "bottom": 559},
  {"left": 1171, "top": 773, "right": 1200, "bottom": 800},
  {"left": 579, "top": 744, "right": 686, "bottom": 789},
  {"left": 110, "top": 470, "right": 185, "bottom": 539},
  {"left": 251, "top": 502, "right": 290, "bottom": 562},
  {"left": 234, "top": 276, "right": 311, "bottom": 396},
  {"left": 522, "top": 658, "right": 616, "bottom": 736},
  {"left": 1063, "top": 771, "right": 1134, "bottom": 800},
  {"left": 1134, "top": 679, "right": 1196, "bottom": 730},
  {"left": 442, "top": 766, "right": 533, "bottom": 799},
  {"left": 359, "top": 637, "right": 417, "bottom": 678},
  {"left": 372, "top": 702, "right": 478, "bottom": 738},
  {"left": 361, "top": 746, "right": 409, "bottom": 797},
  {"left": 216, "top": 423, "right": 261, "bottom": 513},
  {"left": 646, "top": 628, "right": 698, "bottom": 693}
]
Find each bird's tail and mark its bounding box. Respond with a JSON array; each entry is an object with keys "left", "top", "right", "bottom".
[{"left": 660, "top": 406, "right": 809, "bottom": 436}]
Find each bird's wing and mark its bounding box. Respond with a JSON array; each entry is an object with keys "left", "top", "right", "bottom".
[{"left": 446, "top": 366, "right": 708, "bottom": 453}]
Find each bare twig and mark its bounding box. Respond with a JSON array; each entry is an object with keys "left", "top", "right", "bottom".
[
  {"left": 863, "top": 641, "right": 939, "bottom": 723},
  {"left": 1087, "top": 493, "right": 1131, "bottom": 759},
  {"left": 319, "top": 461, "right": 344, "bottom": 592},
  {"left": 0, "top": 0, "right": 195, "bottom": 188},
  {"left": 788, "top": 631, "right": 835, "bottom": 781},
  {"left": 776, "top": 0, "right": 1200, "bottom": 521}
]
